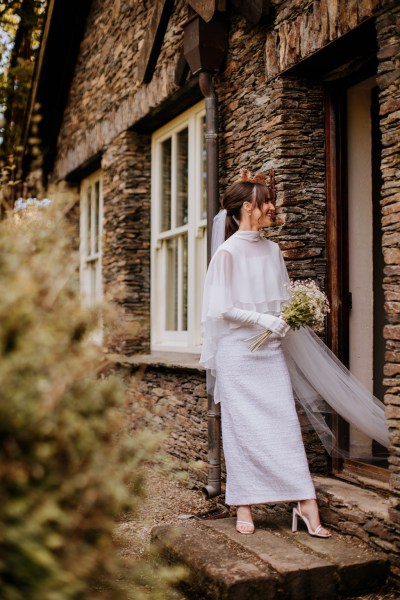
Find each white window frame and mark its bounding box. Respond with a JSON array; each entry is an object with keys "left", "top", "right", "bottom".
[
  {"left": 79, "top": 170, "right": 103, "bottom": 341},
  {"left": 151, "top": 101, "right": 207, "bottom": 352}
]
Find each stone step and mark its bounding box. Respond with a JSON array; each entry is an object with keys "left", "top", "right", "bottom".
[
  {"left": 152, "top": 521, "right": 279, "bottom": 600},
  {"left": 313, "top": 475, "right": 399, "bottom": 557},
  {"left": 314, "top": 475, "right": 392, "bottom": 524},
  {"left": 152, "top": 515, "right": 388, "bottom": 600}
]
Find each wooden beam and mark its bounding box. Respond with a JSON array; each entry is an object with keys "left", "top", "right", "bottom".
[{"left": 137, "top": 0, "right": 175, "bottom": 84}]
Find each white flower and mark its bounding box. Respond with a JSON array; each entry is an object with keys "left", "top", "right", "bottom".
[
  {"left": 247, "top": 279, "right": 330, "bottom": 351},
  {"left": 14, "top": 197, "right": 52, "bottom": 212}
]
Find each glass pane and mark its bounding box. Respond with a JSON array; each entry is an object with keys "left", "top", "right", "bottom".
[
  {"left": 86, "top": 187, "right": 92, "bottom": 256},
  {"left": 91, "top": 184, "right": 97, "bottom": 255},
  {"left": 201, "top": 116, "right": 207, "bottom": 220},
  {"left": 176, "top": 128, "right": 188, "bottom": 226},
  {"left": 182, "top": 234, "right": 188, "bottom": 331},
  {"left": 161, "top": 138, "right": 172, "bottom": 231},
  {"left": 90, "top": 262, "right": 97, "bottom": 306},
  {"left": 166, "top": 238, "right": 178, "bottom": 330},
  {"left": 94, "top": 181, "right": 100, "bottom": 253}
]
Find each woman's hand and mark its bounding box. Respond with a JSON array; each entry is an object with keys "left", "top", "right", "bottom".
[{"left": 257, "top": 314, "right": 290, "bottom": 337}]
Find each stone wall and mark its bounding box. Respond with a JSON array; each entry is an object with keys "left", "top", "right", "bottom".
[
  {"left": 266, "top": 0, "right": 383, "bottom": 79},
  {"left": 126, "top": 364, "right": 210, "bottom": 486},
  {"left": 53, "top": 0, "right": 188, "bottom": 180},
  {"left": 376, "top": 1, "right": 400, "bottom": 505},
  {"left": 267, "top": 77, "right": 326, "bottom": 283},
  {"left": 216, "top": 17, "right": 326, "bottom": 284},
  {"left": 315, "top": 476, "right": 400, "bottom": 587},
  {"left": 102, "top": 130, "right": 151, "bottom": 354}
]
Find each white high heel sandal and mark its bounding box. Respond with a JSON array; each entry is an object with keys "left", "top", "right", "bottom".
[
  {"left": 236, "top": 520, "right": 255, "bottom": 535},
  {"left": 292, "top": 502, "right": 331, "bottom": 538},
  {"left": 236, "top": 505, "right": 255, "bottom": 534}
]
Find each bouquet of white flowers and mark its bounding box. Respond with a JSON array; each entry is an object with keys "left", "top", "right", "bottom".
[{"left": 247, "top": 279, "right": 330, "bottom": 352}]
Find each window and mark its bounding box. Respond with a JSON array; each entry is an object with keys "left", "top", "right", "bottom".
[
  {"left": 151, "top": 101, "right": 207, "bottom": 351},
  {"left": 80, "top": 170, "right": 103, "bottom": 316}
]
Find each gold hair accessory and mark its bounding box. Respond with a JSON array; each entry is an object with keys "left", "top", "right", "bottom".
[
  {"left": 239, "top": 168, "right": 266, "bottom": 185},
  {"left": 238, "top": 168, "right": 276, "bottom": 201}
]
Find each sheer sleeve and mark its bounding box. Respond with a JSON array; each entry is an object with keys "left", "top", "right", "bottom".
[
  {"left": 202, "top": 250, "right": 234, "bottom": 320},
  {"left": 278, "top": 246, "right": 291, "bottom": 291},
  {"left": 200, "top": 249, "right": 235, "bottom": 372}
]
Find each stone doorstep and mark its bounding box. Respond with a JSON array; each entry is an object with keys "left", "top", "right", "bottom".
[
  {"left": 313, "top": 475, "right": 393, "bottom": 521},
  {"left": 205, "top": 517, "right": 388, "bottom": 598},
  {"left": 151, "top": 516, "right": 388, "bottom": 600},
  {"left": 312, "top": 475, "right": 400, "bottom": 559}
]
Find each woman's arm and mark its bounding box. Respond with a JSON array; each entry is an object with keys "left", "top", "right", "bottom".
[{"left": 223, "top": 307, "right": 289, "bottom": 337}]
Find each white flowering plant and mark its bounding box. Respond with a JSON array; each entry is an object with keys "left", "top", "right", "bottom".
[
  {"left": 247, "top": 279, "right": 330, "bottom": 351},
  {"left": 14, "top": 197, "right": 52, "bottom": 211}
]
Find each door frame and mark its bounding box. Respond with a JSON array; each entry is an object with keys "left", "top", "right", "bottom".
[
  {"left": 325, "top": 81, "right": 389, "bottom": 483},
  {"left": 325, "top": 87, "right": 350, "bottom": 473}
]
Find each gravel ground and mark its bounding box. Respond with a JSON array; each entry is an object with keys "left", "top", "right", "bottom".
[
  {"left": 114, "top": 463, "right": 220, "bottom": 561},
  {"left": 114, "top": 463, "right": 398, "bottom": 600}
]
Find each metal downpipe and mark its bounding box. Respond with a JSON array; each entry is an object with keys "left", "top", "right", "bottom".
[{"left": 199, "top": 71, "right": 221, "bottom": 500}]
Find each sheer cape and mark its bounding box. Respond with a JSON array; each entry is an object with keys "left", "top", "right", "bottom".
[
  {"left": 200, "top": 214, "right": 390, "bottom": 454},
  {"left": 200, "top": 230, "right": 290, "bottom": 374}
]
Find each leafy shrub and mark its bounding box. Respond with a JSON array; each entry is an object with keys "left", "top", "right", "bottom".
[{"left": 0, "top": 204, "right": 182, "bottom": 599}]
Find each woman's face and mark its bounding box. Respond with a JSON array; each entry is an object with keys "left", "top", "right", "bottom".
[{"left": 249, "top": 198, "right": 276, "bottom": 229}]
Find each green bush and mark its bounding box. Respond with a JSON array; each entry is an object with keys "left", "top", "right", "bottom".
[{"left": 0, "top": 204, "right": 182, "bottom": 599}]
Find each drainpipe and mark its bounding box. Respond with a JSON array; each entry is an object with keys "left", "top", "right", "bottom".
[
  {"left": 182, "top": 11, "right": 227, "bottom": 501},
  {"left": 199, "top": 71, "right": 221, "bottom": 499},
  {"left": 199, "top": 72, "right": 219, "bottom": 261}
]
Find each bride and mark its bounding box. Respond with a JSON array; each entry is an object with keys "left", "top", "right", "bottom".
[{"left": 200, "top": 169, "right": 389, "bottom": 537}]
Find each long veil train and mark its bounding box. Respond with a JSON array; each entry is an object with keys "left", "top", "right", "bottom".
[{"left": 282, "top": 325, "right": 389, "bottom": 455}]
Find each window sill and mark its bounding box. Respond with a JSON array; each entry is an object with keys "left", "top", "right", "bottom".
[{"left": 108, "top": 351, "right": 204, "bottom": 372}]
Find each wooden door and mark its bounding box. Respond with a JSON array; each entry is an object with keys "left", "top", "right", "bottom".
[{"left": 325, "top": 77, "right": 389, "bottom": 481}]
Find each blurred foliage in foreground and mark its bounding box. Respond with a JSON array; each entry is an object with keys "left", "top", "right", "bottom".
[{"left": 0, "top": 203, "right": 184, "bottom": 599}]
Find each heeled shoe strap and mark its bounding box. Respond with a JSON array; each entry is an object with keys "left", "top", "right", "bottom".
[
  {"left": 314, "top": 524, "right": 323, "bottom": 534},
  {"left": 297, "top": 506, "right": 329, "bottom": 535},
  {"left": 236, "top": 520, "right": 254, "bottom": 526}
]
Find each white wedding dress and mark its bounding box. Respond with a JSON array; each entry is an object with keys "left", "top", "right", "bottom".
[
  {"left": 201, "top": 230, "right": 316, "bottom": 505},
  {"left": 200, "top": 228, "right": 389, "bottom": 506}
]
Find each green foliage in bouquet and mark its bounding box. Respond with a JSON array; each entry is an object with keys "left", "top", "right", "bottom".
[
  {"left": 0, "top": 204, "right": 183, "bottom": 600},
  {"left": 280, "top": 280, "right": 329, "bottom": 334},
  {"left": 247, "top": 280, "right": 329, "bottom": 351}
]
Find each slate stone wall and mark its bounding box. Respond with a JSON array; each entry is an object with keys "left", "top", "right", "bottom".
[
  {"left": 102, "top": 130, "right": 151, "bottom": 354},
  {"left": 216, "top": 17, "right": 326, "bottom": 281},
  {"left": 126, "top": 365, "right": 210, "bottom": 484},
  {"left": 53, "top": 0, "right": 188, "bottom": 180},
  {"left": 376, "top": 1, "right": 400, "bottom": 505},
  {"left": 316, "top": 479, "right": 400, "bottom": 587},
  {"left": 266, "top": 0, "right": 383, "bottom": 79}
]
